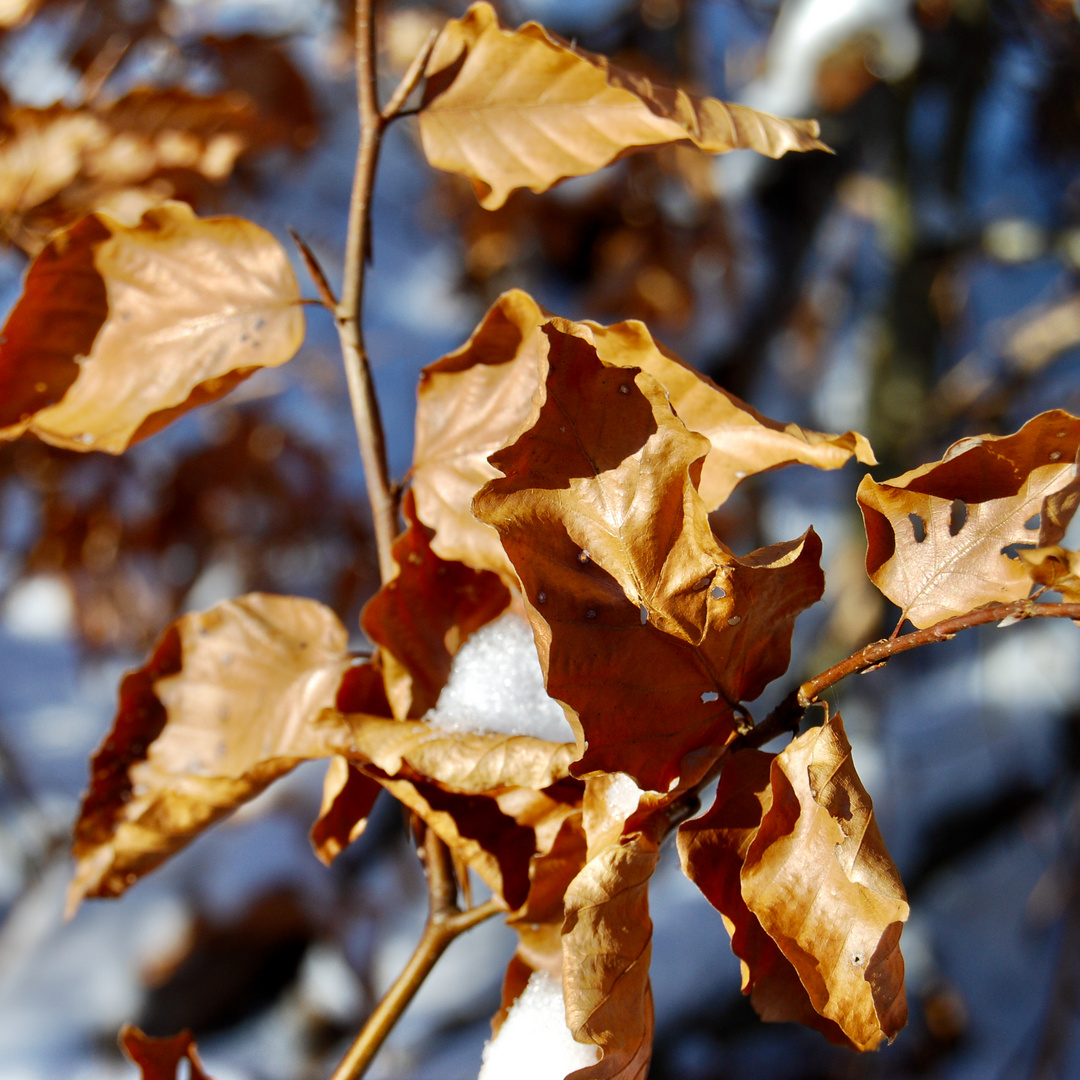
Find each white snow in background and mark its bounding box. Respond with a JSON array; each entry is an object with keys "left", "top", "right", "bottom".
[
  {"left": 183, "top": 559, "right": 245, "bottom": 613},
  {"left": 2, "top": 575, "right": 74, "bottom": 640},
  {"left": 477, "top": 970, "right": 599, "bottom": 1080},
  {"left": 425, "top": 613, "right": 574, "bottom": 743},
  {"left": 298, "top": 943, "right": 363, "bottom": 1024}
]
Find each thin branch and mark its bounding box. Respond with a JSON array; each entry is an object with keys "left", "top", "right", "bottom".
[
  {"left": 381, "top": 29, "right": 438, "bottom": 121},
  {"left": 745, "top": 599, "right": 1080, "bottom": 751},
  {"left": 335, "top": 0, "right": 397, "bottom": 583},
  {"left": 289, "top": 227, "right": 339, "bottom": 309}
]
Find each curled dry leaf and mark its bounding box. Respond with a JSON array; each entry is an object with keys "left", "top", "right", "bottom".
[
  {"left": 562, "top": 831, "right": 658, "bottom": 1080},
  {"left": 1019, "top": 545, "right": 1080, "bottom": 602},
  {"left": 311, "top": 756, "right": 382, "bottom": 866},
  {"left": 681, "top": 716, "right": 908, "bottom": 1051},
  {"left": 412, "top": 290, "right": 871, "bottom": 579},
  {"left": 473, "top": 322, "right": 824, "bottom": 792},
  {"left": 362, "top": 490, "right": 510, "bottom": 718},
  {"left": 677, "top": 749, "right": 851, "bottom": 1047},
  {"left": 419, "top": 2, "right": 828, "bottom": 209},
  {"left": 119, "top": 1025, "right": 214, "bottom": 1080},
  {"left": 858, "top": 410, "right": 1080, "bottom": 628},
  {"left": 68, "top": 594, "right": 355, "bottom": 913},
  {"left": 0, "top": 201, "right": 304, "bottom": 453}
]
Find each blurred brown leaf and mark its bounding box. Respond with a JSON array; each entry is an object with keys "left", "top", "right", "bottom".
[
  {"left": 419, "top": 1, "right": 828, "bottom": 209},
  {"left": 1019, "top": 545, "right": 1080, "bottom": 602},
  {"left": 682, "top": 716, "right": 908, "bottom": 1050},
  {"left": 0, "top": 202, "right": 304, "bottom": 453},
  {"left": 68, "top": 593, "right": 355, "bottom": 912},
  {"left": 0, "top": 88, "right": 278, "bottom": 251},
  {"left": 473, "top": 322, "right": 824, "bottom": 791},
  {"left": 858, "top": 409, "right": 1080, "bottom": 628},
  {"left": 562, "top": 831, "right": 658, "bottom": 1079},
  {"left": 362, "top": 491, "right": 510, "bottom": 718},
  {"left": 119, "top": 1025, "right": 213, "bottom": 1080},
  {"left": 412, "top": 289, "right": 870, "bottom": 580}
]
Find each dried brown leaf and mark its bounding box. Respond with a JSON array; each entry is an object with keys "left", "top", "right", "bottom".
[
  {"left": 562, "top": 831, "right": 658, "bottom": 1079},
  {"left": 473, "top": 322, "right": 824, "bottom": 791},
  {"left": 859, "top": 410, "right": 1080, "bottom": 628},
  {"left": 0, "top": 202, "right": 304, "bottom": 453},
  {"left": 677, "top": 748, "right": 852, "bottom": 1047},
  {"left": 1019, "top": 545, "right": 1080, "bottom": 602},
  {"left": 311, "top": 756, "right": 382, "bottom": 865},
  {"left": 362, "top": 491, "right": 510, "bottom": 717},
  {"left": 119, "top": 1025, "right": 213, "bottom": 1080},
  {"left": 694, "top": 716, "right": 908, "bottom": 1050},
  {"left": 420, "top": 2, "right": 828, "bottom": 209},
  {"left": 412, "top": 290, "right": 870, "bottom": 579},
  {"left": 68, "top": 594, "right": 354, "bottom": 913},
  {"left": 0, "top": 88, "right": 277, "bottom": 250}
]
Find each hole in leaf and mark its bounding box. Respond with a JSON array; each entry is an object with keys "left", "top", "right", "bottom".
[
  {"left": 701, "top": 691, "right": 719, "bottom": 703},
  {"left": 909, "top": 513, "right": 927, "bottom": 542},
  {"left": 1002, "top": 542, "right": 1037, "bottom": 560},
  {"left": 711, "top": 585, "right": 726, "bottom": 599},
  {"left": 1025, "top": 513, "right": 1040, "bottom": 531},
  {"left": 949, "top": 499, "right": 967, "bottom": 536},
  {"left": 639, "top": 604, "right": 648, "bottom": 625},
  {"left": 585, "top": 609, "right": 597, "bottom": 620}
]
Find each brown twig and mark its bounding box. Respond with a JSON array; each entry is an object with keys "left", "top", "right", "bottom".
[
  {"left": 326, "top": 8, "right": 498, "bottom": 1078},
  {"left": 327, "top": 829, "right": 504, "bottom": 1080},
  {"left": 289, "top": 227, "right": 339, "bottom": 309},
  {"left": 744, "top": 599, "right": 1080, "bottom": 751}
]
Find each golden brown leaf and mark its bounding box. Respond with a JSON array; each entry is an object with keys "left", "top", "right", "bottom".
[
  {"left": 1019, "top": 545, "right": 1080, "bottom": 602},
  {"left": 677, "top": 748, "right": 852, "bottom": 1047},
  {"left": 859, "top": 410, "right": 1080, "bottom": 628},
  {"left": 743, "top": 716, "right": 907, "bottom": 1050},
  {"left": 119, "top": 1025, "right": 213, "bottom": 1080},
  {"left": 0, "top": 202, "right": 304, "bottom": 453},
  {"left": 412, "top": 290, "right": 871, "bottom": 578},
  {"left": 562, "top": 831, "right": 658, "bottom": 1079},
  {"left": 473, "top": 322, "right": 824, "bottom": 791},
  {"left": 419, "top": 2, "right": 828, "bottom": 209},
  {"left": 68, "top": 594, "right": 355, "bottom": 913},
  {"left": 362, "top": 491, "right": 510, "bottom": 718},
  {"left": 310, "top": 756, "right": 382, "bottom": 865}
]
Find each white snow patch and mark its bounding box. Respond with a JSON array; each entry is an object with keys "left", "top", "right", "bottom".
[
  {"left": 2, "top": 575, "right": 74, "bottom": 640},
  {"left": 426, "top": 614, "right": 573, "bottom": 742},
  {"left": 478, "top": 970, "right": 600, "bottom": 1080},
  {"left": 604, "top": 773, "right": 643, "bottom": 822}
]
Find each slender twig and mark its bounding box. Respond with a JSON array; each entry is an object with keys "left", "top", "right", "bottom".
[
  {"left": 326, "top": 8, "right": 498, "bottom": 1077},
  {"left": 328, "top": 832, "right": 504, "bottom": 1080},
  {"left": 744, "top": 599, "right": 1080, "bottom": 751},
  {"left": 289, "top": 227, "right": 339, "bottom": 309},
  {"left": 334, "top": 0, "right": 397, "bottom": 582},
  {"left": 381, "top": 29, "right": 438, "bottom": 121}
]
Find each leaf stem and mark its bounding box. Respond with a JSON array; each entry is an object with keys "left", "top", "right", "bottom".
[{"left": 745, "top": 599, "right": 1080, "bottom": 750}]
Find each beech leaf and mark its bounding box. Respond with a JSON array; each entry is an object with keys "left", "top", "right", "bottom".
[
  {"left": 681, "top": 716, "right": 907, "bottom": 1050},
  {"left": 362, "top": 490, "right": 510, "bottom": 718},
  {"left": 310, "top": 755, "right": 382, "bottom": 866},
  {"left": 0, "top": 89, "right": 277, "bottom": 252},
  {"left": 562, "top": 831, "right": 658, "bottom": 1080},
  {"left": 858, "top": 410, "right": 1080, "bottom": 628},
  {"left": 473, "top": 322, "right": 824, "bottom": 791},
  {"left": 1019, "top": 545, "right": 1080, "bottom": 602},
  {"left": 68, "top": 594, "right": 354, "bottom": 913},
  {"left": 0, "top": 202, "right": 304, "bottom": 453},
  {"left": 677, "top": 749, "right": 852, "bottom": 1048},
  {"left": 119, "top": 1025, "right": 213, "bottom": 1080},
  {"left": 420, "top": 2, "right": 828, "bottom": 209},
  {"left": 412, "top": 290, "right": 871, "bottom": 579}
]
